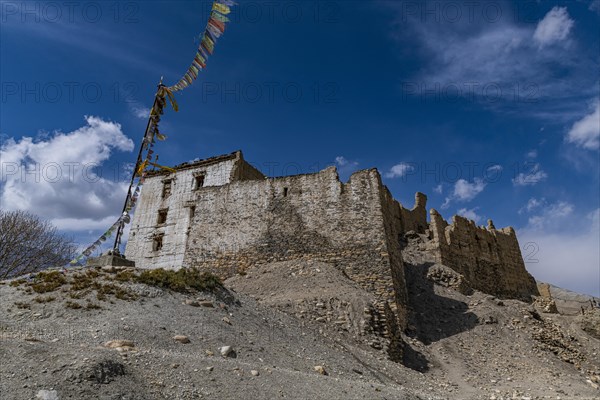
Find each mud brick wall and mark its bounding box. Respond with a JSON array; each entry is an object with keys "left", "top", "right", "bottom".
[
  {"left": 399, "top": 192, "right": 428, "bottom": 234},
  {"left": 429, "top": 209, "right": 539, "bottom": 300},
  {"left": 182, "top": 167, "right": 408, "bottom": 337}
]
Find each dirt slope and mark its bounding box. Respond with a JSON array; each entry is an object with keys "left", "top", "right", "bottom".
[
  {"left": 0, "top": 267, "right": 428, "bottom": 400},
  {"left": 1, "top": 251, "right": 599, "bottom": 400},
  {"left": 227, "top": 256, "right": 600, "bottom": 399}
]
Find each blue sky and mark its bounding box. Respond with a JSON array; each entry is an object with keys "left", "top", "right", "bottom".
[{"left": 1, "top": 1, "right": 598, "bottom": 295}]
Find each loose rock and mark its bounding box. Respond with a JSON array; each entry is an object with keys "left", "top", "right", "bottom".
[
  {"left": 220, "top": 346, "right": 235, "bottom": 357},
  {"left": 36, "top": 390, "right": 59, "bottom": 400},
  {"left": 104, "top": 340, "right": 134, "bottom": 349},
  {"left": 173, "top": 335, "right": 190, "bottom": 344},
  {"left": 314, "top": 365, "right": 328, "bottom": 375}
]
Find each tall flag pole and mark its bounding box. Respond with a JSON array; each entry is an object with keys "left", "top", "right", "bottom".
[{"left": 68, "top": 0, "right": 237, "bottom": 265}]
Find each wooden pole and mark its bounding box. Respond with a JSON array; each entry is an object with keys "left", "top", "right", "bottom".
[{"left": 112, "top": 78, "right": 164, "bottom": 254}]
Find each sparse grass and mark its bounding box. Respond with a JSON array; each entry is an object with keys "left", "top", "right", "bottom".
[
  {"left": 30, "top": 271, "right": 67, "bottom": 293},
  {"left": 96, "top": 282, "right": 138, "bottom": 301},
  {"left": 61, "top": 269, "right": 138, "bottom": 302},
  {"left": 136, "top": 268, "right": 222, "bottom": 293},
  {"left": 85, "top": 302, "right": 102, "bottom": 310},
  {"left": 14, "top": 301, "right": 30, "bottom": 309},
  {"left": 65, "top": 301, "right": 82, "bottom": 309},
  {"left": 9, "top": 279, "right": 26, "bottom": 287},
  {"left": 68, "top": 290, "right": 88, "bottom": 299},
  {"left": 70, "top": 270, "right": 99, "bottom": 291},
  {"left": 14, "top": 267, "right": 216, "bottom": 303},
  {"left": 33, "top": 296, "right": 55, "bottom": 303},
  {"left": 114, "top": 270, "right": 136, "bottom": 282}
]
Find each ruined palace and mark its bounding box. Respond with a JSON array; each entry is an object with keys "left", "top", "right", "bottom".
[{"left": 125, "top": 150, "right": 539, "bottom": 356}]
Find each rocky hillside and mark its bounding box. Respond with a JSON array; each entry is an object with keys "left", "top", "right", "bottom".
[{"left": 0, "top": 239, "right": 599, "bottom": 399}]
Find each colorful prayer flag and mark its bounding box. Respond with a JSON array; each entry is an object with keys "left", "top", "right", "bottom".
[
  {"left": 211, "top": 11, "right": 229, "bottom": 23},
  {"left": 208, "top": 18, "right": 226, "bottom": 33},
  {"left": 206, "top": 24, "right": 222, "bottom": 39},
  {"left": 167, "top": 0, "right": 236, "bottom": 92},
  {"left": 202, "top": 36, "right": 215, "bottom": 53},
  {"left": 213, "top": 3, "right": 231, "bottom": 15}
]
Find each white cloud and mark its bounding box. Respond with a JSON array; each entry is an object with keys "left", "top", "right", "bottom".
[
  {"left": 520, "top": 208, "right": 599, "bottom": 297},
  {"left": 519, "top": 197, "right": 544, "bottom": 214},
  {"left": 0, "top": 116, "right": 133, "bottom": 231},
  {"left": 388, "top": 3, "right": 595, "bottom": 121},
  {"left": 591, "top": 0, "right": 600, "bottom": 14},
  {"left": 526, "top": 149, "right": 538, "bottom": 159},
  {"left": 433, "top": 184, "right": 443, "bottom": 194},
  {"left": 512, "top": 163, "right": 548, "bottom": 186},
  {"left": 334, "top": 156, "right": 359, "bottom": 181},
  {"left": 457, "top": 207, "right": 482, "bottom": 224},
  {"left": 52, "top": 215, "right": 121, "bottom": 231},
  {"left": 453, "top": 178, "right": 486, "bottom": 201},
  {"left": 533, "top": 7, "right": 574, "bottom": 47},
  {"left": 566, "top": 99, "right": 600, "bottom": 150},
  {"left": 130, "top": 104, "right": 151, "bottom": 119},
  {"left": 442, "top": 178, "right": 486, "bottom": 208},
  {"left": 385, "top": 162, "right": 415, "bottom": 178},
  {"left": 335, "top": 156, "right": 357, "bottom": 168},
  {"left": 486, "top": 164, "right": 503, "bottom": 173},
  {"left": 526, "top": 201, "right": 574, "bottom": 230}
]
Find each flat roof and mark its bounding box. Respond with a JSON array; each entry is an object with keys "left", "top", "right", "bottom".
[{"left": 146, "top": 150, "right": 241, "bottom": 177}]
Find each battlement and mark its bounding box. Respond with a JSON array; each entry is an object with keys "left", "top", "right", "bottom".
[
  {"left": 429, "top": 209, "right": 539, "bottom": 299},
  {"left": 399, "top": 192, "right": 428, "bottom": 234}
]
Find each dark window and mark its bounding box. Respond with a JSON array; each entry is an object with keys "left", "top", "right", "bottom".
[
  {"left": 189, "top": 206, "right": 196, "bottom": 220},
  {"left": 283, "top": 187, "right": 288, "bottom": 197},
  {"left": 157, "top": 209, "right": 168, "bottom": 224},
  {"left": 194, "top": 175, "right": 205, "bottom": 190},
  {"left": 162, "top": 180, "right": 172, "bottom": 198},
  {"left": 152, "top": 234, "right": 164, "bottom": 251}
]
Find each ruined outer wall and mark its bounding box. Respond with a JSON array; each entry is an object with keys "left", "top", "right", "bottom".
[
  {"left": 183, "top": 167, "right": 408, "bottom": 334},
  {"left": 378, "top": 186, "right": 409, "bottom": 355},
  {"left": 399, "top": 192, "right": 428, "bottom": 233},
  {"left": 429, "top": 209, "right": 539, "bottom": 299}
]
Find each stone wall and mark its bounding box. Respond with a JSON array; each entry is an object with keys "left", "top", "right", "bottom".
[
  {"left": 428, "top": 209, "right": 539, "bottom": 300},
  {"left": 125, "top": 149, "right": 541, "bottom": 360},
  {"left": 181, "top": 167, "right": 408, "bottom": 358},
  {"left": 125, "top": 151, "right": 264, "bottom": 270},
  {"left": 399, "top": 192, "right": 428, "bottom": 234}
]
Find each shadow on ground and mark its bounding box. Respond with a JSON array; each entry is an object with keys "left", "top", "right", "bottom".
[{"left": 404, "top": 262, "right": 480, "bottom": 345}]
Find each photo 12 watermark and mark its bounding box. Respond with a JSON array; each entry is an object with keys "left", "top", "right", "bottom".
[
  {"left": 1, "top": 81, "right": 142, "bottom": 104},
  {"left": 396, "top": 1, "right": 543, "bottom": 24},
  {"left": 199, "top": 81, "right": 340, "bottom": 105},
  {"left": 401, "top": 81, "right": 540, "bottom": 104},
  {"left": 1, "top": 2, "right": 141, "bottom": 24},
  {"left": 1, "top": 161, "right": 133, "bottom": 184}
]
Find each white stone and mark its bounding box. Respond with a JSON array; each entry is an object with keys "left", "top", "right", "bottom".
[{"left": 36, "top": 390, "right": 59, "bottom": 400}]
